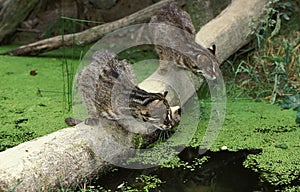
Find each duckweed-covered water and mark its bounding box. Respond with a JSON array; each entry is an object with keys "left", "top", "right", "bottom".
[{"left": 0, "top": 46, "right": 299, "bottom": 191}]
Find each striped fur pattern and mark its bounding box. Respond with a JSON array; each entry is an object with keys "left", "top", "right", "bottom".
[{"left": 75, "top": 50, "right": 179, "bottom": 133}]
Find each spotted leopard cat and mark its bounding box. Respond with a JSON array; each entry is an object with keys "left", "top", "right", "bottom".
[
  {"left": 150, "top": 1, "right": 220, "bottom": 81},
  {"left": 66, "top": 50, "right": 180, "bottom": 134}
]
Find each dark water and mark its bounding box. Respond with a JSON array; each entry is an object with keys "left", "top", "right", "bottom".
[{"left": 95, "top": 147, "right": 275, "bottom": 192}]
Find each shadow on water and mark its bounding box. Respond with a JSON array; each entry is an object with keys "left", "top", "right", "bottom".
[{"left": 94, "top": 147, "right": 277, "bottom": 192}]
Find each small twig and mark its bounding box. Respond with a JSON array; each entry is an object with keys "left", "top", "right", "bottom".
[
  {"left": 37, "top": 88, "right": 67, "bottom": 96},
  {"left": 16, "top": 28, "right": 41, "bottom": 33},
  {"left": 60, "top": 16, "right": 105, "bottom": 24}
]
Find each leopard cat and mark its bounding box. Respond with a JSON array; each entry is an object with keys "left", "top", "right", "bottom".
[
  {"left": 150, "top": 1, "right": 220, "bottom": 81},
  {"left": 66, "top": 50, "right": 180, "bottom": 135}
]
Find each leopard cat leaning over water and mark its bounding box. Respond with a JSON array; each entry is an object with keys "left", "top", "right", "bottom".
[
  {"left": 66, "top": 50, "right": 181, "bottom": 136},
  {"left": 150, "top": 2, "right": 220, "bottom": 81}
]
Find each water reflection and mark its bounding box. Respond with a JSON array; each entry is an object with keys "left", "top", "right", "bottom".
[{"left": 95, "top": 147, "right": 277, "bottom": 192}]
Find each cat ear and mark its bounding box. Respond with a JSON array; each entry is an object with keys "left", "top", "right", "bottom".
[
  {"left": 162, "top": 91, "right": 168, "bottom": 97},
  {"left": 171, "top": 106, "right": 181, "bottom": 116},
  {"left": 207, "top": 44, "right": 216, "bottom": 56},
  {"left": 170, "top": 106, "right": 181, "bottom": 126}
]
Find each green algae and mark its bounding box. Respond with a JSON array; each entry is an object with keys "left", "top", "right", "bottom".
[
  {"left": 279, "top": 94, "right": 300, "bottom": 124},
  {"left": 101, "top": 84, "right": 300, "bottom": 188},
  {"left": 0, "top": 46, "right": 77, "bottom": 151},
  {"left": 192, "top": 99, "right": 300, "bottom": 187},
  {"left": 0, "top": 45, "right": 160, "bottom": 152},
  {"left": 1, "top": 45, "right": 299, "bottom": 189}
]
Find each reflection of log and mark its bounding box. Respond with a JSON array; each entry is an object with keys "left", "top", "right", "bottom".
[
  {"left": 0, "top": 0, "right": 268, "bottom": 191},
  {"left": 3, "top": 0, "right": 184, "bottom": 56},
  {"left": 0, "top": 0, "right": 39, "bottom": 44}
]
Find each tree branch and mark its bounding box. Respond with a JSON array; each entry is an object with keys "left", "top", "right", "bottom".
[{"left": 2, "top": 0, "right": 184, "bottom": 56}]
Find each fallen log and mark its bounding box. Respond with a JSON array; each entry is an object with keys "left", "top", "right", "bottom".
[{"left": 0, "top": 0, "right": 268, "bottom": 191}]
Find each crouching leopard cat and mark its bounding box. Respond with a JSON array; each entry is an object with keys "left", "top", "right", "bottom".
[{"left": 66, "top": 50, "right": 181, "bottom": 136}]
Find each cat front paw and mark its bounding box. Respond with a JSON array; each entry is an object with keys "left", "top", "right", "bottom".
[{"left": 84, "top": 117, "right": 101, "bottom": 127}]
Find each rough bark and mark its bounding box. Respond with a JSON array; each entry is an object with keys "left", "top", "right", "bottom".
[
  {"left": 0, "top": 0, "right": 39, "bottom": 43},
  {"left": 2, "top": 0, "right": 185, "bottom": 56},
  {"left": 0, "top": 0, "right": 268, "bottom": 191}
]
